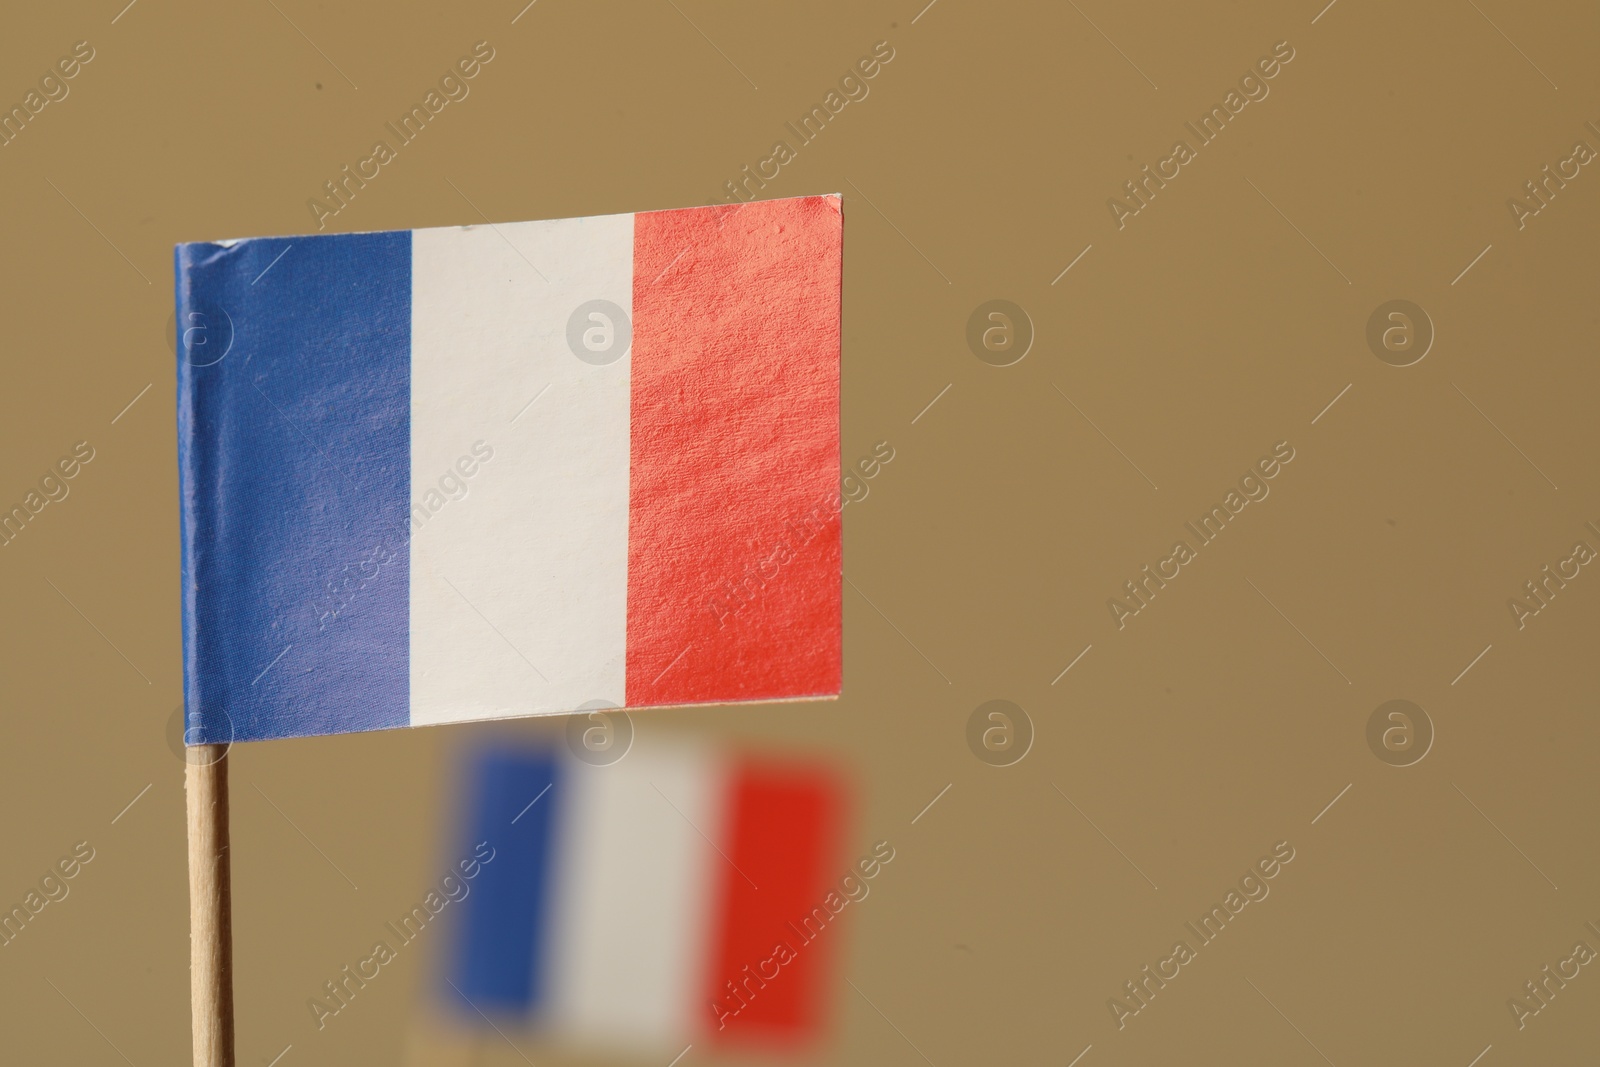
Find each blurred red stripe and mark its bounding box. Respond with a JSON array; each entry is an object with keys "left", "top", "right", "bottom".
[{"left": 702, "top": 760, "right": 844, "bottom": 1046}]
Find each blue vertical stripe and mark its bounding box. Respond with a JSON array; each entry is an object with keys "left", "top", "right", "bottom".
[
  {"left": 446, "top": 746, "right": 562, "bottom": 1016},
  {"left": 177, "top": 231, "right": 411, "bottom": 743}
]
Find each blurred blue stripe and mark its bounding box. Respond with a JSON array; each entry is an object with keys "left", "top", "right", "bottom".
[{"left": 446, "top": 746, "right": 561, "bottom": 1016}]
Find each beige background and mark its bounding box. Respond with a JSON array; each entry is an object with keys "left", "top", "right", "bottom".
[{"left": 2, "top": 0, "right": 1598, "bottom": 1064}]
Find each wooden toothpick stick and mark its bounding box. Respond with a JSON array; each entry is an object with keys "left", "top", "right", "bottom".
[{"left": 186, "top": 744, "right": 235, "bottom": 1067}]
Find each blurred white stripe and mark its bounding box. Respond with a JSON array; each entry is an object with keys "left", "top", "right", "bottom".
[{"left": 546, "top": 745, "right": 727, "bottom": 1047}]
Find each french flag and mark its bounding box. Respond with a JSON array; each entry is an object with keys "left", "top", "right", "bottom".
[
  {"left": 176, "top": 196, "right": 842, "bottom": 743},
  {"left": 444, "top": 741, "right": 849, "bottom": 1050}
]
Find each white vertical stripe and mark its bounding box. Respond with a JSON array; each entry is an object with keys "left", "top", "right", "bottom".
[
  {"left": 546, "top": 746, "right": 727, "bottom": 1047},
  {"left": 409, "top": 214, "right": 633, "bottom": 725}
]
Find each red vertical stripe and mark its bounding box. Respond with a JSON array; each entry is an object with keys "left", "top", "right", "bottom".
[
  {"left": 627, "top": 196, "right": 842, "bottom": 707},
  {"left": 702, "top": 760, "right": 843, "bottom": 1045}
]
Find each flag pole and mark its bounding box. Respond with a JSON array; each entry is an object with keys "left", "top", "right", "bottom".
[{"left": 186, "top": 744, "right": 236, "bottom": 1067}]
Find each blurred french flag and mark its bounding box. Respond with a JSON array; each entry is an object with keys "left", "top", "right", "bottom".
[{"left": 442, "top": 740, "right": 848, "bottom": 1051}]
